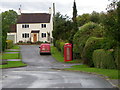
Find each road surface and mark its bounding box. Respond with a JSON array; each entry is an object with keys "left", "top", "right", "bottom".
[{"left": 1, "top": 45, "right": 115, "bottom": 89}]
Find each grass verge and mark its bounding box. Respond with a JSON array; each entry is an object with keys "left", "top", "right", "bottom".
[
  {"left": 11, "top": 45, "right": 20, "bottom": 49},
  {"left": 64, "top": 65, "right": 120, "bottom": 79},
  {"left": 51, "top": 46, "right": 82, "bottom": 63},
  {"left": 2, "top": 53, "right": 20, "bottom": 59},
  {"left": 5, "top": 50, "right": 19, "bottom": 52},
  {"left": 0, "top": 61, "right": 27, "bottom": 69}
]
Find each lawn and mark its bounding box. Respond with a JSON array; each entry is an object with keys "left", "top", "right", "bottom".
[
  {"left": 0, "top": 61, "right": 27, "bottom": 69},
  {"left": 11, "top": 45, "right": 20, "bottom": 49},
  {"left": 5, "top": 50, "right": 19, "bottom": 52},
  {"left": 51, "top": 46, "right": 82, "bottom": 63},
  {"left": 65, "top": 65, "right": 119, "bottom": 79},
  {"left": 2, "top": 53, "right": 20, "bottom": 59}
]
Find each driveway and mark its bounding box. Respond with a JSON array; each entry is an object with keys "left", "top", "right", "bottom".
[{"left": 2, "top": 45, "right": 115, "bottom": 88}]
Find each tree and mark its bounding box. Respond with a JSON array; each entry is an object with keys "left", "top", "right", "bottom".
[
  {"left": 102, "top": 1, "right": 120, "bottom": 43},
  {"left": 89, "top": 11, "right": 100, "bottom": 24},
  {"left": 77, "top": 13, "right": 90, "bottom": 27},
  {"left": 2, "top": 10, "right": 18, "bottom": 51},
  {"left": 69, "top": 0, "right": 78, "bottom": 43},
  {"left": 52, "top": 12, "right": 73, "bottom": 43}
]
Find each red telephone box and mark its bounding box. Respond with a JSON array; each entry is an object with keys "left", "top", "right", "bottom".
[{"left": 64, "top": 43, "right": 72, "bottom": 62}]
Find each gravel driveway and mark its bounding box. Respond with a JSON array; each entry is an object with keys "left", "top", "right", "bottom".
[{"left": 1, "top": 45, "right": 116, "bottom": 89}]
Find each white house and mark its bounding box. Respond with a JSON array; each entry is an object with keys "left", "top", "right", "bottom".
[{"left": 7, "top": 8, "right": 53, "bottom": 43}]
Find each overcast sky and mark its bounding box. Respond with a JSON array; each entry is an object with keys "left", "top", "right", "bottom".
[{"left": 0, "top": 0, "right": 111, "bottom": 17}]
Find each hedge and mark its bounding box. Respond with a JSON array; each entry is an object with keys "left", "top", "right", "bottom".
[
  {"left": 55, "top": 40, "right": 66, "bottom": 56},
  {"left": 6, "top": 40, "right": 13, "bottom": 49},
  {"left": 114, "top": 46, "right": 120, "bottom": 69},
  {"left": 82, "top": 37, "right": 104, "bottom": 66},
  {"left": 73, "top": 22, "right": 104, "bottom": 59},
  {"left": 93, "top": 49, "right": 116, "bottom": 69}
]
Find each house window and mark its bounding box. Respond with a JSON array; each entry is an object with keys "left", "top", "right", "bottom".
[
  {"left": 41, "top": 33, "right": 46, "bottom": 38},
  {"left": 22, "top": 33, "right": 29, "bottom": 38},
  {"left": 41, "top": 24, "right": 46, "bottom": 28},
  {"left": 22, "top": 24, "right": 29, "bottom": 28}
]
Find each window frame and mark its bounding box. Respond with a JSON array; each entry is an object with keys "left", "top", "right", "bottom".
[
  {"left": 22, "top": 24, "right": 29, "bottom": 28},
  {"left": 41, "top": 33, "right": 46, "bottom": 38},
  {"left": 22, "top": 33, "right": 29, "bottom": 38}
]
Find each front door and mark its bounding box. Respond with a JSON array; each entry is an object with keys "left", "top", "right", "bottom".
[{"left": 33, "top": 34, "right": 37, "bottom": 42}]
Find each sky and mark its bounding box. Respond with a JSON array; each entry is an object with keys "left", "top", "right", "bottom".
[{"left": 0, "top": 0, "right": 111, "bottom": 17}]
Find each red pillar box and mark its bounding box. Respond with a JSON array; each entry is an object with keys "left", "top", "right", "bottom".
[{"left": 64, "top": 43, "right": 72, "bottom": 62}]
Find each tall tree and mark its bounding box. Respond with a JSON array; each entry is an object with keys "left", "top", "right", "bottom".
[
  {"left": 2, "top": 10, "right": 18, "bottom": 51},
  {"left": 69, "top": 0, "right": 78, "bottom": 43},
  {"left": 72, "top": 0, "right": 77, "bottom": 22}
]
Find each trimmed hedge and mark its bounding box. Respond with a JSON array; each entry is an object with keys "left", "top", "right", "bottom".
[
  {"left": 73, "top": 22, "right": 104, "bottom": 59},
  {"left": 114, "top": 46, "right": 120, "bottom": 69},
  {"left": 93, "top": 49, "right": 116, "bottom": 69},
  {"left": 82, "top": 37, "right": 104, "bottom": 66},
  {"left": 6, "top": 40, "right": 13, "bottom": 49},
  {"left": 55, "top": 40, "right": 66, "bottom": 55}
]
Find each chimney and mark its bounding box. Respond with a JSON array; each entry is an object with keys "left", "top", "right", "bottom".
[
  {"left": 49, "top": 7, "right": 52, "bottom": 14},
  {"left": 18, "top": 5, "right": 21, "bottom": 15}
]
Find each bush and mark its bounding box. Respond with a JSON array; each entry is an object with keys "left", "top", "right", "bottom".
[
  {"left": 114, "top": 46, "right": 120, "bottom": 69},
  {"left": 6, "top": 40, "right": 13, "bottom": 49},
  {"left": 73, "top": 22, "right": 104, "bottom": 59},
  {"left": 55, "top": 40, "right": 66, "bottom": 55},
  {"left": 93, "top": 49, "right": 116, "bottom": 69},
  {"left": 82, "top": 37, "right": 104, "bottom": 66}
]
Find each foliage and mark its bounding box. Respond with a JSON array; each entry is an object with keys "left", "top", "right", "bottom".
[
  {"left": 77, "top": 11, "right": 101, "bottom": 27},
  {"left": 51, "top": 46, "right": 64, "bottom": 62},
  {"left": 69, "top": 0, "right": 78, "bottom": 43},
  {"left": 77, "top": 13, "right": 90, "bottom": 27},
  {"left": 93, "top": 49, "right": 116, "bottom": 69},
  {"left": 55, "top": 40, "right": 66, "bottom": 55},
  {"left": 2, "top": 10, "right": 18, "bottom": 51},
  {"left": 82, "top": 37, "right": 104, "bottom": 66},
  {"left": 52, "top": 12, "right": 73, "bottom": 42},
  {"left": 102, "top": 1, "right": 120, "bottom": 42},
  {"left": 6, "top": 40, "right": 13, "bottom": 49},
  {"left": 73, "top": 22, "right": 104, "bottom": 59},
  {"left": 114, "top": 46, "right": 120, "bottom": 69},
  {"left": 89, "top": 11, "right": 100, "bottom": 23}
]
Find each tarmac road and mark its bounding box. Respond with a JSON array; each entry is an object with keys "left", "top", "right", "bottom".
[{"left": 2, "top": 45, "right": 115, "bottom": 89}]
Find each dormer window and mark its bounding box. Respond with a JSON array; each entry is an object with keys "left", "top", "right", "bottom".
[
  {"left": 22, "top": 24, "right": 29, "bottom": 28},
  {"left": 41, "top": 24, "right": 46, "bottom": 28}
]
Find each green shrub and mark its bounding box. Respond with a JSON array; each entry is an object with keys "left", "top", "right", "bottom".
[
  {"left": 114, "top": 46, "right": 120, "bottom": 70},
  {"left": 93, "top": 49, "right": 116, "bottom": 69},
  {"left": 82, "top": 37, "right": 104, "bottom": 66},
  {"left": 60, "top": 42, "right": 65, "bottom": 55},
  {"left": 55, "top": 40, "right": 66, "bottom": 55},
  {"left": 73, "top": 22, "right": 104, "bottom": 59},
  {"left": 6, "top": 40, "right": 13, "bottom": 49}
]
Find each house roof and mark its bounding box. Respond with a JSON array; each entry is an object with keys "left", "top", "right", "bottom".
[
  {"left": 8, "top": 24, "right": 16, "bottom": 33},
  {"left": 17, "top": 13, "right": 51, "bottom": 24}
]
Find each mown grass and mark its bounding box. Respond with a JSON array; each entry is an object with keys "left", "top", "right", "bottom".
[
  {"left": 65, "top": 65, "right": 119, "bottom": 79},
  {"left": 11, "top": 45, "right": 20, "bottom": 49},
  {"left": 5, "top": 50, "right": 19, "bottom": 52},
  {"left": 51, "top": 46, "right": 82, "bottom": 63},
  {"left": 2, "top": 53, "right": 20, "bottom": 59},
  {"left": 0, "top": 61, "right": 27, "bottom": 69}
]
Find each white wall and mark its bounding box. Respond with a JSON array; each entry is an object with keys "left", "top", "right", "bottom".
[
  {"left": 16, "top": 22, "right": 53, "bottom": 43},
  {"left": 7, "top": 33, "right": 17, "bottom": 43}
]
